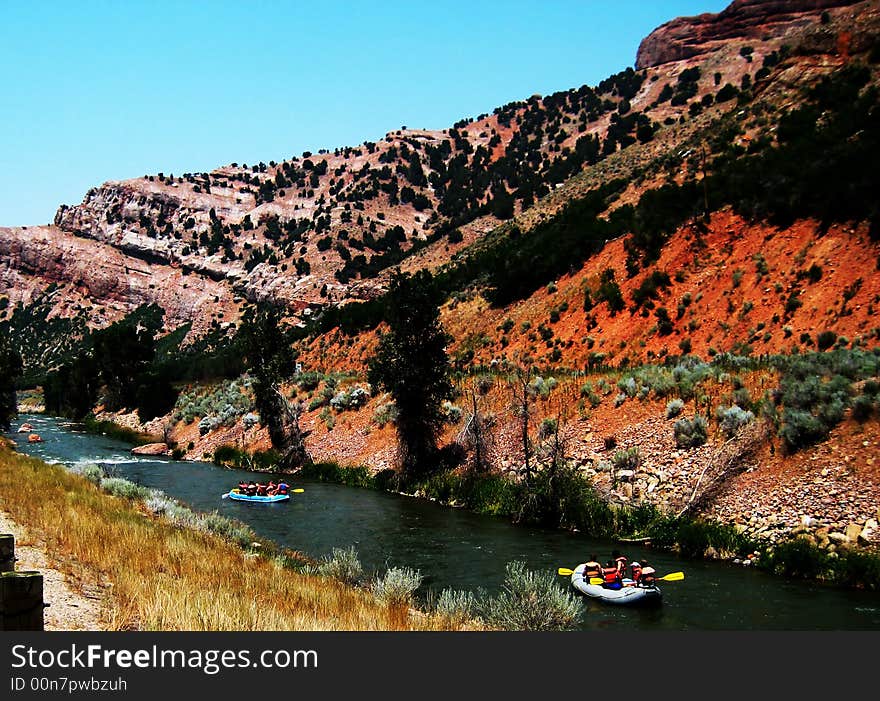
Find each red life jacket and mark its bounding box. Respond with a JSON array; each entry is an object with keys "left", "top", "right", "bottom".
[{"left": 602, "top": 566, "right": 620, "bottom": 584}]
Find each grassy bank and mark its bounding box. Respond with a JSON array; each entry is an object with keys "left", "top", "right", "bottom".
[{"left": 0, "top": 442, "right": 461, "bottom": 630}]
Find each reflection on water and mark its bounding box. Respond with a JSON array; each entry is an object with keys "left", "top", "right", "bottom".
[{"left": 5, "top": 414, "right": 880, "bottom": 631}]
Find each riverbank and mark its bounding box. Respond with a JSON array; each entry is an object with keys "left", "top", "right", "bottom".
[
  {"left": 70, "top": 403, "right": 880, "bottom": 591},
  {"left": 0, "top": 440, "right": 465, "bottom": 630}
]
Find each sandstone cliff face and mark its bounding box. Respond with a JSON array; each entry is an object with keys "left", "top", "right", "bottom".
[
  {"left": 636, "top": 0, "right": 860, "bottom": 69},
  {"left": 0, "top": 225, "right": 240, "bottom": 336}
]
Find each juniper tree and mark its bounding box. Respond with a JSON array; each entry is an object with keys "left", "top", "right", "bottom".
[
  {"left": 0, "top": 335, "right": 22, "bottom": 430},
  {"left": 368, "top": 270, "right": 453, "bottom": 480},
  {"left": 240, "top": 304, "right": 311, "bottom": 470}
]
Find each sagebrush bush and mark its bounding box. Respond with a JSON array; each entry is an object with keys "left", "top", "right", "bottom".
[
  {"left": 197, "top": 511, "right": 256, "bottom": 547},
  {"left": 674, "top": 415, "right": 708, "bottom": 448},
  {"left": 478, "top": 561, "right": 582, "bottom": 631},
  {"left": 372, "top": 567, "right": 423, "bottom": 606},
  {"left": 665, "top": 398, "right": 684, "bottom": 418},
  {"left": 612, "top": 446, "right": 640, "bottom": 471},
  {"left": 99, "top": 477, "right": 152, "bottom": 501},
  {"left": 717, "top": 405, "right": 755, "bottom": 438},
  {"left": 70, "top": 463, "right": 103, "bottom": 484},
  {"left": 316, "top": 545, "right": 365, "bottom": 587},
  {"left": 433, "top": 588, "right": 477, "bottom": 626}
]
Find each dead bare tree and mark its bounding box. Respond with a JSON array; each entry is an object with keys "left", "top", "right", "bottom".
[
  {"left": 274, "top": 389, "right": 312, "bottom": 471},
  {"left": 676, "top": 419, "right": 772, "bottom": 519},
  {"left": 507, "top": 364, "right": 535, "bottom": 478},
  {"left": 457, "top": 384, "right": 495, "bottom": 473}
]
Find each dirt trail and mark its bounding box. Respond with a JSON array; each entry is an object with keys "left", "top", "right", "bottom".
[{"left": 0, "top": 511, "right": 105, "bottom": 631}]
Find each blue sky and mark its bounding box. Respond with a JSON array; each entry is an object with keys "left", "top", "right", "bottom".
[{"left": 0, "top": 1, "right": 729, "bottom": 226}]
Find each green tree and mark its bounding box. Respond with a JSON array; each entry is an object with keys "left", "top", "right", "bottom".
[
  {"left": 368, "top": 270, "right": 453, "bottom": 480},
  {"left": 43, "top": 353, "right": 99, "bottom": 419},
  {"left": 91, "top": 318, "right": 158, "bottom": 411},
  {"left": 0, "top": 336, "right": 22, "bottom": 430},
  {"left": 240, "top": 304, "right": 311, "bottom": 470}
]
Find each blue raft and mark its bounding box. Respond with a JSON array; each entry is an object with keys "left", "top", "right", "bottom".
[{"left": 223, "top": 490, "right": 290, "bottom": 503}]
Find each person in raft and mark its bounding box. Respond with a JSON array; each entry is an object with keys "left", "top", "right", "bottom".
[
  {"left": 638, "top": 560, "right": 657, "bottom": 587},
  {"left": 246, "top": 481, "right": 258, "bottom": 496},
  {"left": 237, "top": 480, "right": 248, "bottom": 493},
  {"left": 265, "top": 480, "right": 278, "bottom": 495},
  {"left": 612, "top": 549, "right": 628, "bottom": 578},
  {"left": 601, "top": 559, "right": 623, "bottom": 589},
  {"left": 276, "top": 481, "right": 289, "bottom": 495},
  {"left": 583, "top": 555, "right": 602, "bottom": 580},
  {"left": 626, "top": 561, "right": 642, "bottom": 586}
]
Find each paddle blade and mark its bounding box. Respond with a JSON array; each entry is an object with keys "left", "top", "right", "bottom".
[
  {"left": 557, "top": 567, "right": 575, "bottom": 576},
  {"left": 659, "top": 571, "right": 685, "bottom": 582},
  {"left": 292, "top": 488, "right": 305, "bottom": 493},
  {"left": 221, "top": 493, "right": 229, "bottom": 499},
  {"left": 589, "top": 577, "right": 604, "bottom": 585}
]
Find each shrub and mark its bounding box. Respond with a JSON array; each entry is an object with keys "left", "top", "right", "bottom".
[
  {"left": 539, "top": 417, "right": 558, "bottom": 439},
  {"left": 432, "top": 588, "right": 478, "bottom": 626},
  {"left": 674, "top": 415, "right": 708, "bottom": 448},
  {"left": 316, "top": 545, "right": 364, "bottom": 587},
  {"left": 833, "top": 550, "right": 880, "bottom": 590},
  {"left": 99, "top": 477, "right": 152, "bottom": 501},
  {"left": 817, "top": 331, "right": 837, "bottom": 351},
  {"left": 296, "top": 371, "right": 323, "bottom": 391},
  {"left": 716, "top": 405, "right": 755, "bottom": 438},
  {"left": 612, "top": 446, "right": 640, "bottom": 471},
  {"left": 850, "top": 394, "right": 874, "bottom": 422},
  {"left": 69, "top": 463, "right": 103, "bottom": 484},
  {"left": 665, "top": 398, "right": 685, "bottom": 418},
  {"left": 373, "top": 402, "right": 399, "bottom": 427},
  {"left": 197, "top": 511, "right": 257, "bottom": 547},
  {"left": 478, "top": 561, "right": 582, "bottom": 631},
  {"left": 442, "top": 401, "right": 463, "bottom": 424},
  {"left": 765, "top": 537, "right": 830, "bottom": 580},
  {"left": 372, "top": 567, "right": 423, "bottom": 606}
]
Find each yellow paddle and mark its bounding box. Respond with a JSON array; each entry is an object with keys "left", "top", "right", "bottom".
[
  {"left": 557, "top": 568, "right": 684, "bottom": 583},
  {"left": 587, "top": 571, "right": 685, "bottom": 585}
]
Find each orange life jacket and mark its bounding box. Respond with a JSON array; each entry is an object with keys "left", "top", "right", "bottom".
[{"left": 584, "top": 561, "right": 602, "bottom": 577}]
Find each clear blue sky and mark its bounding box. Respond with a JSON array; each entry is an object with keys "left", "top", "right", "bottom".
[{"left": 0, "top": 1, "right": 729, "bottom": 226}]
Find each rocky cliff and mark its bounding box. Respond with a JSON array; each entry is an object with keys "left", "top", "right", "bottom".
[
  {"left": 0, "top": 225, "right": 240, "bottom": 336},
  {"left": 636, "top": 0, "right": 860, "bottom": 69}
]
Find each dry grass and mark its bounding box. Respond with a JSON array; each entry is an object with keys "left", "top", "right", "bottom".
[{"left": 0, "top": 443, "right": 463, "bottom": 631}]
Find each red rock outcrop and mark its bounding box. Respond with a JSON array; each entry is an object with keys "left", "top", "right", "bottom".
[{"left": 636, "top": 0, "right": 861, "bottom": 69}]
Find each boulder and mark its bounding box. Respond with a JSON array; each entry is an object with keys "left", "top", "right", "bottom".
[
  {"left": 845, "top": 522, "right": 863, "bottom": 543},
  {"left": 131, "top": 442, "right": 169, "bottom": 456}
]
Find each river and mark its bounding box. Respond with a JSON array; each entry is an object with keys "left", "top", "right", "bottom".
[{"left": 5, "top": 414, "right": 880, "bottom": 630}]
